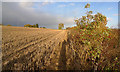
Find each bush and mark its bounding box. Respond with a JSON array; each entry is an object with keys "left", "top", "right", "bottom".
[{"left": 70, "top": 3, "right": 116, "bottom": 70}]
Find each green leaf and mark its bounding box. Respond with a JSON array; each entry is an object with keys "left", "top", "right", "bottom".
[
  {"left": 85, "top": 3, "right": 90, "bottom": 8},
  {"left": 88, "top": 11, "right": 93, "bottom": 14},
  {"left": 98, "top": 55, "right": 100, "bottom": 58}
]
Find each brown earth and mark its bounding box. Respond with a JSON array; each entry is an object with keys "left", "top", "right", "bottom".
[
  {"left": 2, "top": 26, "right": 68, "bottom": 70},
  {"left": 2, "top": 26, "right": 120, "bottom": 70}
]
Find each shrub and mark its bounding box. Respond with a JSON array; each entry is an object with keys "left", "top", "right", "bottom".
[{"left": 71, "top": 3, "right": 115, "bottom": 70}]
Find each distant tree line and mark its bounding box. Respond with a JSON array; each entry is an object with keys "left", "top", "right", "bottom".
[
  {"left": 24, "top": 24, "right": 47, "bottom": 28},
  {"left": 24, "top": 24, "right": 39, "bottom": 28},
  {"left": 0, "top": 24, "right": 12, "bottom": 26},
  {"left": 7, "top": 24, "right": 12, "bottom": 26},
  {"left": 1, "top": 24, "right": 47, "bottom": 28},
  {"left": 40, "top": 27, "right": 46, "bottom": 28}
]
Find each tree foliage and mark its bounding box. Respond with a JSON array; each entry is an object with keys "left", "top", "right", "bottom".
[
  {"left": 85, "top": 3, "right": 90, "bottom": 8},
  {"left": 36, "top": 24, "right": 39, "bottom": 28},
  {"left": 40, "top": 27, "right": 46, "bottom": 28},
  {"left": 24, "top": 24, "right": 32, "bottom": 27},
  {"left": 43, "top": 27, "right": 46, "bottom": 28},
  {"left": 24, "top": 24, "right": 39, "bottom": 28},
  {"left": 58, "top": 23, "right": 64, "bottom": 29},
  {"left": 71, "top": 3, "right": 116, "bottom": 70},
  {"left": 7, "top": 24, "right": 12, "bottom": 26}
]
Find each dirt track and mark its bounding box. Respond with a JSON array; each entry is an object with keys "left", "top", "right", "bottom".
[{"left": 2, "top": 26, "right": 68, "bottom": 70}]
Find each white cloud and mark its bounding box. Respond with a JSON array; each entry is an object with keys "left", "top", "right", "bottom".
[
  {"left": 69, "top": 3, "right": 75, "bottom": 6},
  {"left": 3, "top": 2, "right": 58, "bottom": 28},
  {"left": 57, "top": 16, "right": 74, "bottom": 27},
  {"left": 63, "top": 17, "right": 74, "bottom": 24},
  {"left": 2, "top": 0, "right": 120, "bottom": 2},
  {"left": 41, "top": 2, "right": 49, "bottom": 5},
  {"left": 58, "top": 3, "right": 75, "bottom": 8},
  {"left": 3, "top": 0, "right": 40, "bottom": 2},
  {"left": 108, "top": 7, "right": 112, "bottom": 10},
  {"left": 19, "top": 2, "right": 34, "bottom": 8},
  {"left": 3, "top": 2, "right": 75, "bottom": 29},
  {"left": 40, "top": 2, "right": 55, "bottom": 7},
  {"left": 58, "top": 4, "right": 66, "bottom": 7},
  {"left": 17, "top": 0, "right": 55, "bottom": 8}
]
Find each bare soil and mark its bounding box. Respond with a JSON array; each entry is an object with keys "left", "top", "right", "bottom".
[
  {"left": 2, "top": 26, "right": 120, "bottom": 70},
  {"left": 2, "top": 26, "right": 68, "bottom": 70}
]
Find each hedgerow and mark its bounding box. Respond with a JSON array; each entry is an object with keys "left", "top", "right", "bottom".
[{"left": 69, "top": 3, "right": 119, "bottom": 70}]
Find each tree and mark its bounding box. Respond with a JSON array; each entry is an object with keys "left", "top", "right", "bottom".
[
  {"left": 24, "top": 24, "right": 39, "bottom": 28},
  {"left": 32, "top": 25, "right": 36, "bottom": 27},
  {"left": 36, "top": 24, "right": 39, "bottom": 28},
  {"left": 43, "top": 27, "right": 46, "bottom": 28},
  {"left": 24, "top": 24, "right": 31, "bottom": 27},
  {"left": 58, "top": 23, "right": 64, "bottom": 29},
  {"left": 7, "top": 24, "right": 12, "bottom": 26}
]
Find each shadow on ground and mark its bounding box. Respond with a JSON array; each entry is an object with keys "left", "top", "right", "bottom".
[{"left": 58, "top": 40, "right": 67, "bottom": 70}]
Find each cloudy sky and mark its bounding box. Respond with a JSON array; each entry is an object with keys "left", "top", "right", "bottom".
[{"left": 2, "top": 2, "right": 118, "bottom": 29}]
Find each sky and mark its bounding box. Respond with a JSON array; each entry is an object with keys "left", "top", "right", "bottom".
[{"left": 2, "top": 2, "right": 119, "bottom": 29}]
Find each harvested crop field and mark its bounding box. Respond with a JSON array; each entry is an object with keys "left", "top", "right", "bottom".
[
  {"left": 1, "top": 26, "right": 120, "bottom": 70},
  {"left": 2, "top": 26, "right": 68, "bottom": 70}
]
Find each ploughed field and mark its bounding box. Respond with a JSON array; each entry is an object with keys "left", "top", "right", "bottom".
[
  {"left": 2, "top": 26, "right": 120, "bottom": 70},
  {"left": 2, "top": 26, "right": 68, "bottom": 70}
]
